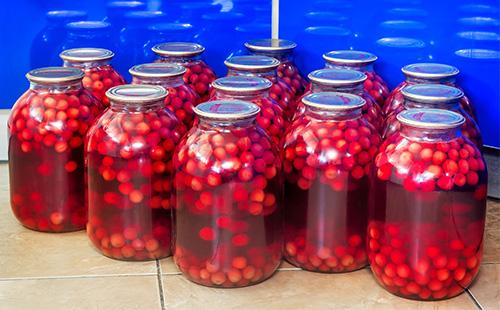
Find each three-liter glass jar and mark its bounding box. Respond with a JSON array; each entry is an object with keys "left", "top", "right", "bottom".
[
  {"left": 383, "top": 63, "right": 476, "bottom": 119},
  {"left": 152, "top": 42, "right": 217, "bottom": 102},
  {"left": 129, "top": 62, "right": 200, "bottom": 129},
  {"left": 173, "top": 100, "right": 283, "bottom": 287},
  {"left": 370, "top": 109, "right": 487, "bottom": 300},
  {"left": 295, "top": 69, "right": 384, "bottom": 133},
  {"left": 86, "top": 85, "right": 186, "bottom": 260},
  {"left": 245, "top": 39, "right": 308, "bottom": 98},
  {"left": 383, "top": 84, "right": 482, "bottom": 147},
  {"left": 60, "top": 48, "right": 125, "bottom": 107},
  {"left": 283, "top": 92, "right": 381, "bottom": 272},
  {"left": 209, "top": 76, "right": 286, "bottom": 146},
  {"left": 323, "top": 50, "right": 390, "bottom": 107},
  {"left": 8, "top": 67, "right": 104, "bottom": 232},
  {"left": 224, "top": 55, "right": 295, "bottom": 121}
]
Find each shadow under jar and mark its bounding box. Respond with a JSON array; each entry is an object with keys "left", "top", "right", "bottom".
[
  {"left": 60, "top": 48, "right": 125, "bottom": 107},
  {"left": 323, "top": 50, "right": 390, "bottom": 107},
  {"left": 383, "top": 84, "right": 483, "bottom": 148},
  {"left": 173, "top": 100, "right": 283, "bottom": 288},
  {"left": 8, "top": 67, "right": 104, "bottom": 232},
  {"left": 370, "top": 109, "right": 487, "bottom": 301},
  {"left": 245, "top": 39, "right": 308, "bottom": 99},
  {"left": 284, "top": 92, "right": 381, "bottom": 273},
  {"left": 152, "top": 42, "right": 217, "bottom": 102},
  {"left": 224, "top": 55, "right": 295, "bottom": 122},
  {"left": 383, "top": 63, "right": 477, "bottom": 120},
  {"left": 129, "top": 62, "right": 200, "bottom": 129},
  {"left": 294, "top": 69, "right": 384, "bottom": 134},
  {"left": 86, "top": 85, "right": 186, "bottom": 260},
  {"left": 209, "top": 76, "right": 286, "bottom": 146}
]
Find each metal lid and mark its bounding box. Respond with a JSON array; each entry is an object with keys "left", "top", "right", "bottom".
[
  {"left": 401, "top": 84, "right": 463, "bottom": 103},
  {"left": 304, "top": 26, "right": 352, "bottom": 36},
  {"left": 224, "top": 55, "right": 280, "bottom": 71},
  {"left": 212, "top": 76, "right": 272, "bottom": 92},
  {"left": 66, "top": 21, "right": 110, "bottom": 30},
  {"left": 46, "top": 10, "right": 87, "bottom": 20},
  {"left": 402, "top": 63, "right": 459, "bottom": 79},
  {"left": 376, "top": 37, "right": 426, "bottom": 48},
  {"left": 152, "top": 42, "right": 205, "bottom": 57},
  {"left": 245, "top": 39, "right": 297, "bottom": 52},
  {"left": 457, "top": 31, "right": 500, "bottom": 41},
  {"left": 124, "top": 10, "right": 165, "bottom": 19},
  {"left": 129, "top": 63, "right": 186, "bottom": 78},
  {"left": 194, "top": 100, "right": 260, "bottom": 120},
  {"left": 60, "top": 48, "right": 114, "bottom": 62},
  {"left": 323, "top": 50, "right": 377, "bottom": 65},
  {"left": 379, "top": 20, "right": 427, "bottom": 30},
  {"left": 308, "top": 69, "right": 367, "bottom": 85},
  {"left": 106, "top": 1, "right": 145, "bottom": 9},
  {"left": 26, "top": 67, "right": 84, "bottom": 84},
  {"left": 397, "top": 109, "right": 465, "bottom": 129},
  {"left": 148, "top": 23, "right": 193, "bottom": 32},
  {"left": 106, "top": 85, "right": 168, "bottom": 103},
  {"left": 455, "top": 48, "right": 500, "bottom": 59},
  {"left": 302, "top": 92, "right": 366, "bottom": 110}
]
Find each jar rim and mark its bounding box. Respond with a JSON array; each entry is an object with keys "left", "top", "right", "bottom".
[
  {"left": 245, "top": 39, "right": 297, "bottom": 52},
  {"left": 401, "top": 84, "right": 464, "bottom": 103},
  {"left": 152, "top": 42, "right": 205, "bottom": 57},
  {"left": 212, "top": 76, "right": 272, "bottom": 92},
  {"left": 129, "top": 63, "right": 186, "bottom": 78},
  {"left": 194, "top": 100, "right": 260, "bottom": 120},
  {"left": 224, "top": 55, "right": 280, "bottom": 71},
  {"left": 323, "top": 50, "right": 377, "bottom": 65},
  {"left": 308, "top": 68, "right": 366, "bottom": 85},
  {"left": 106, "top": 85, "right": 168, "bottom": 103},
  {"left": 302, "top": 92, "right": 366, "bottom": 110},
  {"left": 26, "top": 67, "right": 84, "bottom": 84},
  {"left": 402, "top": 63, "right": 459, "bottom": 79},
  {"left": 397, "top": 108, "right": 465, "bottom": 129},
  {"left": 60, "top": 48, "right": 114, "bottom": 62}
]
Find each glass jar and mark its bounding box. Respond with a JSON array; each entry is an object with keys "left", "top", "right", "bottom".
[
  {"left": 245, "top": 39, "right": 308, "bottom": 98},
  {"left": 295, "top": 69, "right": 384, "bottom": 133},
  {"left": 8, "top": 67, "right": 104, "bottom": 232},
  {"left": 173, "top": 100, "right": 283, "bottom": 288},
  {"left": 383, "top": 63, "right": 477, "bottom": 120},
  {"left": 152, "top": 42, "right": 217, "bottom": 102},
  {"left": 60, "top": 48, "right": 126, "bottom": 107},
  {"left": 30, "top": 10, "right": 88, "bottom": 68},
  {"left": 209, "top": 76, "right": 286, "bottom": 146},
  {"left": 62, "top": 21, "right": 114, "bottom": 52},
  {"left": 284, "top": 92, "right": 381, "bottom": 272},
  {"left": 323, "top": 50, "right": 390, "bottom": 107},
  {"left": 369, "top": 109, "right": 487, "bottom": 300},
  {"left": 384, "top": 84, "right": 483, "bottom": 147},
  {"left": 129, "top": 63, "right": 200, "bottom": 129},
  {"left": 86, "top": 85, "right": 186, "bottom": 260},
  {"left": 224, "top": 55, "right": 295, "bottom": 121}
]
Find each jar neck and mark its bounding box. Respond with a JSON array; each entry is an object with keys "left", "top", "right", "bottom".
[
  {"left": 68, "top": 31, "right": 109, "bottom": 40},
  {"left": 251, "top": 50, "right": 292, "bottom": 62},
  {"left": 132, "top": 75, "right": 184, "bottom": 88},
  {"left": 213, "top": 89, "right": 268, "bottom": 101},
  {"left": 198, "top": 116, "right": 257, "bottom": 129},
  {"left": 404, "top": 99, "right": 461, "bottom": 111},
  {"left": 29, "top": 80, "right": 83, "bottom": 92},
  {"left": 305, "top": 106, "right": 362, "bottom": 121},
  {"left": 401, "top": 125, "right": 461, "bottom": 142},
  {"left": 405, "top": 76, "right": 457, "bottom": 85},
  {"left": 158, "top": 54, "right": 200, "bottom": 64},
  {"left": 227, "top": 68, "right": 278, "bottom": 81},
  {"left": 64, "top": 59, "right": 110, "bottom": 69},
  {"left": 325, "top": 62, "right": 374, "bottom": 72},
  {"left": 110, "top": 100, "right": 164, "bottom": 112},
  {"left": 311, "top": 82, "right": 364, "bottom": 95}
]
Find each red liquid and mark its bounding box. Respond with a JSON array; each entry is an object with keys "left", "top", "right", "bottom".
[
  {"left": 82, "top": 65, "right": 125, "bottom": 107},
  {"left": 86, "top": 106, "right": 186, "bottom": 260},
  {"left": 283, "top": 114, "right": 381, "bottom": 272},
  {"left": 277, "top": 60, "right": 308, "bottom": 98},
  {"left": 370, "top": 134, "right": 487, "bottom": 300},
  {"left": 364, "top": 71, "right": 390, "bottom": 108},
  {"left": 162, "top": 84, "right": 200, "bottom": 129},
  {"left": 8, "top": 88, "right": 103, "bottom": 232},
  {"left": 173, "top": 123, "right": 283, "bottom": 287}
]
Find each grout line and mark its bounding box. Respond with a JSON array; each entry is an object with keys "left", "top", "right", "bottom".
[
  {"left": 0, "top": 273, "right": 157, "bottom": 281},
  {"left": 156, "top": 260, "right": 166, "bottom": 310},
  {"left": 465, "top": 288, "right": 484, "bottom": 310}
]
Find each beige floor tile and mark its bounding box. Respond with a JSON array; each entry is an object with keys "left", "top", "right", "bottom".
[
  {"left": 162, "top": 269, "right": 476, "bottom": 310},
  {"left": 0, "top": 275, "right": 161, "bottom": 310},
  {"left": 483, "top": 199, "right": 500, "bottom": 263},
  {"left": 469, "top": 264, "right": 500, "bottom": 310}
]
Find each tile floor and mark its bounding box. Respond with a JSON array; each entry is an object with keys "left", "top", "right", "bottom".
[{"left": 0, "top": 164, "right": 498, "bottom": 310}]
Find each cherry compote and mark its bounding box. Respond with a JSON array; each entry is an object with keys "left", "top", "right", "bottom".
[
  {"left": 60, "top": 48, "right": 125, "bottom": 107},
  {"left": 369, "top": 109, "right": 487, "bottom": 300},
  {"left": 323, "top": 50, "right": 389, "bottom": 107},
  {"left": 8, "top": 67, "right": 104, "bottom": 232},
  {"left": 130, "top": 63, "right": 200, "bottom": 129},
  {"left": 173, "top": 100, "right": 283, "bottom": 288},
  {"left": 86, "top": 85, "right": 186, "bottom": 260},
  {"left": 284, "top": 92, "right": 381, "bottom": 273},
  {"left": 153, "top": 42, "right": 216, "bottom": 102}
]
